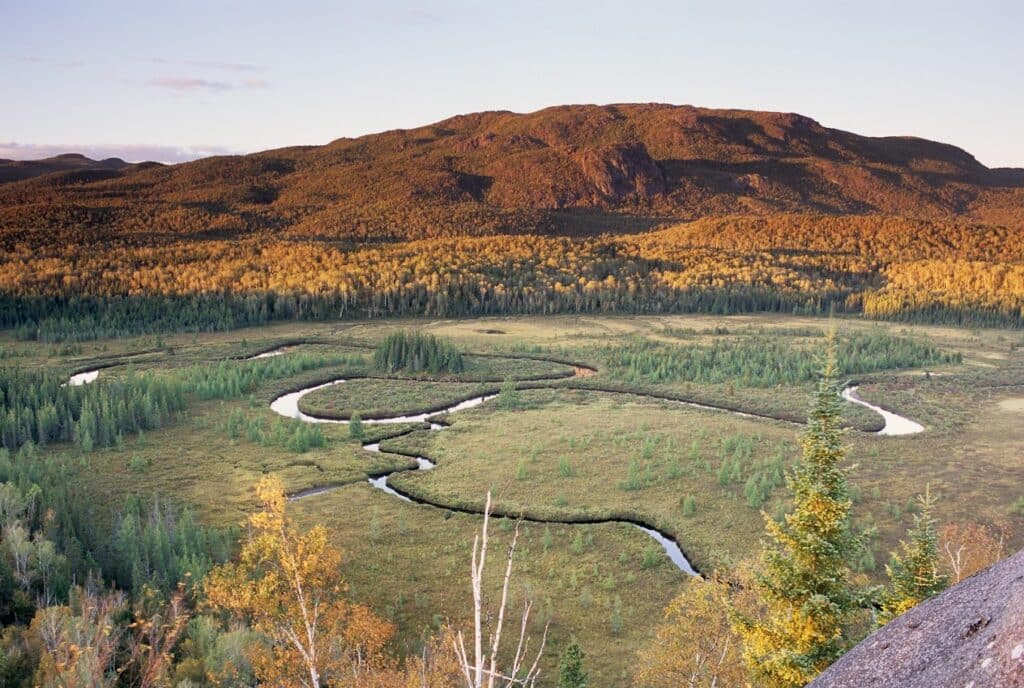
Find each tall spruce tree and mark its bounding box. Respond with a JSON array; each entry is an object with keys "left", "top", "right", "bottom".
[
  {"left": 878, "top": 485, "right": 947, "bottom": 625},
  {"left": 731, "top": 330, "right": 865, "bottom": 688}
]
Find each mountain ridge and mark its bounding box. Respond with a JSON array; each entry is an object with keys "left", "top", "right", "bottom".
[
  {"left": 0, "top": 153, "right": 137, "bottom": 185},
  {"left": 2, "top": 103, "right": 1022, "bottom": 239}
]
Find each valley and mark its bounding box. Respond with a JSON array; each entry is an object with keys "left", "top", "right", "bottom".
[{"left": 4, "top": 313, "right": 1022, "bottom": 685}]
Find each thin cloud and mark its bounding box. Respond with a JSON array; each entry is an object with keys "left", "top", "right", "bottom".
[
  {"left": 0, "top": 142, "right": 240, "bottom": 164},
  {"left": 385, "top": 7, "right": 442, "bottom": 24},
  {"left": 147, "top": 77, "right": 234, "bottom": 92},
  {"left": 144, "top": 57, "right": 264, "bottom": 72},
  {"left": 242, "top": 78, "right": 269, "bottom": 89},
  {"left": 185, "top": 59, "right": 263, "bottom": 72},
  {"left": 19, "top": 56, "right": 85, "bottom": 67}
]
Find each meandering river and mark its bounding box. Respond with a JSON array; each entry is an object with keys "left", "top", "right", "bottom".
[
  {"left": 67, "top": 370, "right": 100, "bottom": 386},
  {"left": 841, "top": 386, "right": 925, "bottom": 436},
  {"left": 69, "top": 351, "right": 925, "bottom": 576}
]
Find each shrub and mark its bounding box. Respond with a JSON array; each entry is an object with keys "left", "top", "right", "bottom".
[
  {"left": 497, "top": 377, "right": 520, "bottom": 410},
  {"left": 348, "top": 412, "right": 364, "bottom": 440}
]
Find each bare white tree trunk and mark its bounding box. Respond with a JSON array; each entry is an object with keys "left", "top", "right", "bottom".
[
  {"left": 943, "top": 540, "right": 965, "bottom": 583},
  {"left": 453, "top": 492, "right": 548, "bottom": 688}
]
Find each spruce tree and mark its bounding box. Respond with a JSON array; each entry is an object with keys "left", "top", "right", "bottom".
[
  {"left": 731, "top": 330, "right": 864, "bottom": 688},
  {"left": 558, "top": 638, "right": 587, "bottom": 688},
  {"left": 878, "top": 485, "right": 947, "bottom": 625},
  {"left": 497, "top": 377, "right": 520, "bottom": 410},
  {"left": 348, "top": 412, "right": 364, "bottom": 440}
]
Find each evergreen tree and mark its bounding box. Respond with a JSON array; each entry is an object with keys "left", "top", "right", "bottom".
[
  {"left": 731, "top": 330, "right": 866, "bottom": 688},
  {"left": 348, "top": 412, "right": 364, "bottom": 440},
  {"left": 878, "top": 485, "right": 947, "bottom": 625},
  {"left": 373, "top": 331, "right": 463, "bottom": 374},
  {"left": 558, "top": 638, "right": 587, "bottom": 688},
  {"left": 497, "top": 377, "right": 520, "bottom": 410}
]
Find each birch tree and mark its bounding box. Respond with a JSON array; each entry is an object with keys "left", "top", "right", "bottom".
[
  {"left": 452, "top": 492, "right": 548, "bottom": 688},
  {"left": 205, "top": 476, "right": 394, "bottom": 688}
]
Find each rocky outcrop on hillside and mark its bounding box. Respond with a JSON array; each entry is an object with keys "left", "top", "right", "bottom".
[{"left": 810, "top": 548, "right": 1024, "bottom": 687}]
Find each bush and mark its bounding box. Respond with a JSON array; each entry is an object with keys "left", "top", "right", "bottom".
[
  {"left": 515, "top": 460, "right": 528, "bottom": 481},
  {"left": 641, "top": 545, "right": 662, "bottom": 569},
  {"left": 497, "top": 377, "right": 520, "bottom": 410},
  {"left": 558, "top": 456, "right": 575, "bottom": 477},
  {"left": 349, "top": 412, "right": 364, "bottom": 440}
]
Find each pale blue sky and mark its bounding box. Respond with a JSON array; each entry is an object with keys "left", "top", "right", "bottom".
[{"left": 2, "top": 0, "right": 1021, "bottom": 166}]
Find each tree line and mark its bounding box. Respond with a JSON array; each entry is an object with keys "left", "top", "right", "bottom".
[{"left": 3, "top": 215, "right": 1023, "bottom": 342}]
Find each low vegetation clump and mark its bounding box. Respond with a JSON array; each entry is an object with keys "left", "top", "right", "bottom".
[
  {"left": 605, "top": 331, "right": 959, "bottom": 386},
  {"left": 181, "top": 352, "right": 364, "bottom": 400},
  {"left": 299, "top": 378, "right": 488, "bottom": 418},
  {"left": 374, "top": 330, "right": 464, "bottom": 374},
  {"left": 225, "top": 410, "right": 328, "bottom": 453}
]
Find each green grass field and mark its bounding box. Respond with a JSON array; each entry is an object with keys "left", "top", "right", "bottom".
[{"left": 3, "top": 313, "right": 1023, "bottom": 686}]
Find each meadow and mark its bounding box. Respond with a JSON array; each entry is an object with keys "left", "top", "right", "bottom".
[{"left": 2, "top": 313, "right": 1023, "bottom": 686}]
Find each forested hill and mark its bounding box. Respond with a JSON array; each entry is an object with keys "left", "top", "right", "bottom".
[
  {"left": 0, "top": 153, "right": 135, "bottom": 185},
  {"left": 2, "top": 103, "right": 1023, "bottom": 240}
]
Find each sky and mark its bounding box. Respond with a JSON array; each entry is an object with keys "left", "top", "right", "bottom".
[{"left": 2, "top": 0, "right": 1022, "bottom": 167}]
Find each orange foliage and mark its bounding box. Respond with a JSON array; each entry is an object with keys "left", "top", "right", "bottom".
[
  {"left": 938, "top": 521, "right": 1011, "bottom": 584},
  {"left": 205, "top": 476, "right": 395, "bottom": 688}
]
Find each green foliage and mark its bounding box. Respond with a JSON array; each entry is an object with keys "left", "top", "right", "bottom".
[
  {"left": 571, "top": 532, "right": 585, "bottom": 555},
  {"left": 681, "top": 495, "right": 697, "bottom": 516},
  {"left": 373, "top": 330, "right": 463, "bottom": 374},
  {"left": 497, "top": 376, "right": 520, "bottom": 410},
  {"left": 0, "top": 441, "right": 233, "bottom": 619},
  {"left": 180, "top": 352, "right": 361, "bottom": 401},
  {"left": 3, "top": 293, "right": 314, "bottom": 343},
  {"left": 173, "top": 615, "right": 260, "bottom": 687},
  {"left": 515, "top": 460, "right": 529, "bottom": 481},
  {"left": 731, "top": 332, "right": 867, "bottom": 687},
  {"left": 235, "top": 415, "right": 327, "bottom": 453},
  {"left": 666, "top": 455, "right": 683, "bottom": 479},
  {"left": 558, "top": 456, "right": 575, "bottom": 478},
  {"left": 111, "top": 495, "right": 234, "bottom": 594},
  {"left": 0, "top": 367, "right": 186, "bottom": 453},
  {"left": 348, "top": 412, "right": 364, "bottom": 440},
  {"left": 128, "top": 454, "right": 150, "bottom": 472},
  {"left": 878, "top": 486, "right": 948, "bottom": 625},
  {"left": 606, "top": 331, "right": 959, "bottom": 387},
  {"left": 558, "top": 638, "right": 588, "bottom": 688},
  {"left": 609, "top": 595, "right": 623, "bottom": 635},
  {"left": 542, "top": 526, "right": 554, "bottom": 552}
]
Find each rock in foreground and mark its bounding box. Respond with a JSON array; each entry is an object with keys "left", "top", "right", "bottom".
[{"left": 811, "top": 549, "right": 1024, "bottom": 687}]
